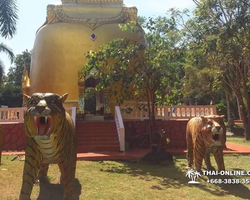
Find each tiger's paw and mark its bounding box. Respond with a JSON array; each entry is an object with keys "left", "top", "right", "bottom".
[{"left": 206, "top": 166, "right": 216, "bottom": 171}]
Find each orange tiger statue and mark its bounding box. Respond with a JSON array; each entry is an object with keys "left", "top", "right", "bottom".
[
  {"left": 19, "top": 93, "right": 77, "bottom": 200},
  {"left": 186, "top": 115, "right": 225, "bottom": 172},
  {"left": 0, "top": 125, "right": 2, "bottom": 166}
]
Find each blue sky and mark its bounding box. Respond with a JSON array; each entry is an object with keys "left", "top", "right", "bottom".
[{"left": 1, "top": 0, "right": 195, "bottom": 73}]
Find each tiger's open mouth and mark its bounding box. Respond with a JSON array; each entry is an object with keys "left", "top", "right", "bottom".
[
  {"left": 33, "top": 116, "right": 53, "bottom": 136},
  {"left": 212, "top": 133, "right": 222, "bottom": 146},
  {"left": 213, "top": 134, "right": 219, "bottom": 141}
]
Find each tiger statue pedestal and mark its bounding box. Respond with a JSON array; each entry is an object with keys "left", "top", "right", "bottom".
[
  {"left": 186, "top": 116, "right": 225, "bottom": 172},
  {"left": 19, "top": 93, "right": 77, "bottom": 200}
]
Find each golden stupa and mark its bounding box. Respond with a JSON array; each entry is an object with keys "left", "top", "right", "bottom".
[{"left": 23, "top": 0, "right": 145, "bottom": 115}]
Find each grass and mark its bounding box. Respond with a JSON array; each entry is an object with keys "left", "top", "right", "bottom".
[
  {"left": 226, "top": 123, "right": 250, "bottom": 146},
  {"left": 227, "top": 135, "right": 250, "bottom": 146},
  {"left": 0, "top": 154, "right": 250, "bottom": 200}
]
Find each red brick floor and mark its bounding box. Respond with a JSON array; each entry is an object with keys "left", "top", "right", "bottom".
[{"left": 2, "top": 142, "right": 250, "bottom": 161}]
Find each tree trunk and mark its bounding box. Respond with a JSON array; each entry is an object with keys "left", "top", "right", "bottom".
[
  {"left": 147, "top": 88, "right": 157, "bottom": 148},
  {"left": 235, "top": 94, "right": 250, "bottom": 140},
  {"left": 236, "top": 97, "right": 242, "bottom": 120},
  {"left": 151, "top": 94, "right": 156, "bottom": 145},
  {"left": 244, "top": 122, "right": 250, "bottom": 141},
  {"left": 225, "top": 92, "right": 231, "bottom": 122},
  {"left": 147, "top": 89, "right": 153, "bottom": 146}
]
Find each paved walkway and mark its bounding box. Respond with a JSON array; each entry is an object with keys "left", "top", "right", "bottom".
[{"left": 2, "top": 142, "right": 250, "bottom": 161}]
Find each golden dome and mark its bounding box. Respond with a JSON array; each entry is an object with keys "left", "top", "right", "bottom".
[{"left": 29, "top": 0, "right": 144, "bottom": 109}]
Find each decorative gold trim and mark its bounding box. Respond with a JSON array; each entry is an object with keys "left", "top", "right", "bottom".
[
  {"left": 46, "top": 4, "right": 138, "bottom": 30},
  {"left": 47, "top": 4, "right": 61, "bottom": 24}
]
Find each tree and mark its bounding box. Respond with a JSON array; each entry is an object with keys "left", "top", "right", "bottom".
[
  {"left": 7, "top": 49, "right": 31, "bottom": 85},
  {"left": 0, "top": 50, "right": 31, "bottom": 107},
  {"left": 0, "top": 43, "right": 14, "bottom": 82},
  {"left": 82, "top": 16, "right": 185, "bottom": 149},
  {"left": 0, "top": 81, "right": 22, "bottom": 107},
  {"left": 185, "top": 0, "right": 250, "bottom": 140},
  {"left": 0, "top": 0, "right": 18, "bottom": 39},
  {"left": 0, "top": 0, "right": 18, "bottom": 83}
]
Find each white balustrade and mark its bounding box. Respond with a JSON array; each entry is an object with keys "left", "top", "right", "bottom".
[
  {"left": 0, "top": 107, "right": 26, "bottom": 123},
  {"left": 0, "top": 107, "right": 77, "bottom": 125},
  {"left": 121, "top": 105, "right": 217, "bottom": 120},
  {"left": 114, "top": 106, "right": 125, "bottom": 151}
]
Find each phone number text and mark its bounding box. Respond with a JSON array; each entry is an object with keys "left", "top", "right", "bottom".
[{"left": 207, "top": 179, "right": 250, "bottom": 184}]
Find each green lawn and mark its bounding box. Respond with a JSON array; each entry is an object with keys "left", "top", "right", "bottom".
[
  {"left": 226, "top": 123, "right": 250, "bottom": 146},
  {"left": 227, "top": 135, "right": 250, "bottom": 146},
  {"left": 1, "top": 154, "right": 250, "bottom": 200}
]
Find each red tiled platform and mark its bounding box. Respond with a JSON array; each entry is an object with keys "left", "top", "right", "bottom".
[
  {"left": 76, "top": 148, "right": 151, "bottom": 161},
  {"left": 223, "top": 142, "right": 250, "bottom": 154},
  {"left": 2, "top": 149, "right": 151, "bottom": 161},
  {"left": 163, "top": 142, "right": 250, "bottom": 155},
  {"left": 2, "top": 142, "right": 250, "bottom": 161}
]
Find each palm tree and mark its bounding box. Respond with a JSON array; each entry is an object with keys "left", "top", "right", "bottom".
[
  {"left": 194, "top": 171, "right": 201, "bottom": 182},
  {"left": 0, "top": 0, "right": 18, "bottom": 83},
  {"left": 0, "top": 42, "right": 14, "bottom": 81},
  {"left": 185, "top": 168, "right": 195, "bottom": 181},
  {"left": 0, "top": 0, "right": 18, "bottom": 39}
]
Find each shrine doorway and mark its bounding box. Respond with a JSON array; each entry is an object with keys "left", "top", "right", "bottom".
[{"left": 84, "top": 77, "right": 104, "bottom": 115}]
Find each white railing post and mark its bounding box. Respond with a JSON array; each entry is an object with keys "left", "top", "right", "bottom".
[
  {"left": 212, "top": 106, "right": 217, "bottom": 115},
  {"left": 115, "top": 106, "right": 125, "bottom": 152},
  {"left": 71, "top": 107, "right": 76, "bottom": 127},
  {"left": 0, "top": 107, "right": 27, "bottom": 123},
  {"left": 17, "top": 108, "right": 25, "bottom": 123},
  {"left": 65, "top": 107, "right": 76, "bottom": 127}
]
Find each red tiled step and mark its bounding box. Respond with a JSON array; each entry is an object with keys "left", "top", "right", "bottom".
[
  {"left": 77, "top": 131, "right": 117, "bottom": 135},
  {"left": 76, "top": 121, "right": 116, "bottom": 126},
  {"left": 77, "top": 141, "right": 119, "bottom": 145},
  {"left": 77, "top": 136, "right": 119, "bottom": 142},
  {"left": 77, "top": 131, "right": 117, "bottom": 134},
  {"left": 76, "top": 124, "right": 117, "bottom": 128},
  {"left": 76, "top": 121, "right": 120, "bottom": 153},
  {"left": 77, "top": 145, "right": 120, "bottom": 152},
  {"left": 76, "top": 126, "right": 117, "bottom": 130}
]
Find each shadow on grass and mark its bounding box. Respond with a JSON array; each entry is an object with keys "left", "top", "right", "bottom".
[
  {"left": 37, "top": 178, "right": 81, "bottom": 200},
  {"left": 197, "top": 174, "right": 250, "bottom": 199},
  {"left": 99, "top": 154, "right": 250, "bottom": 199}
]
